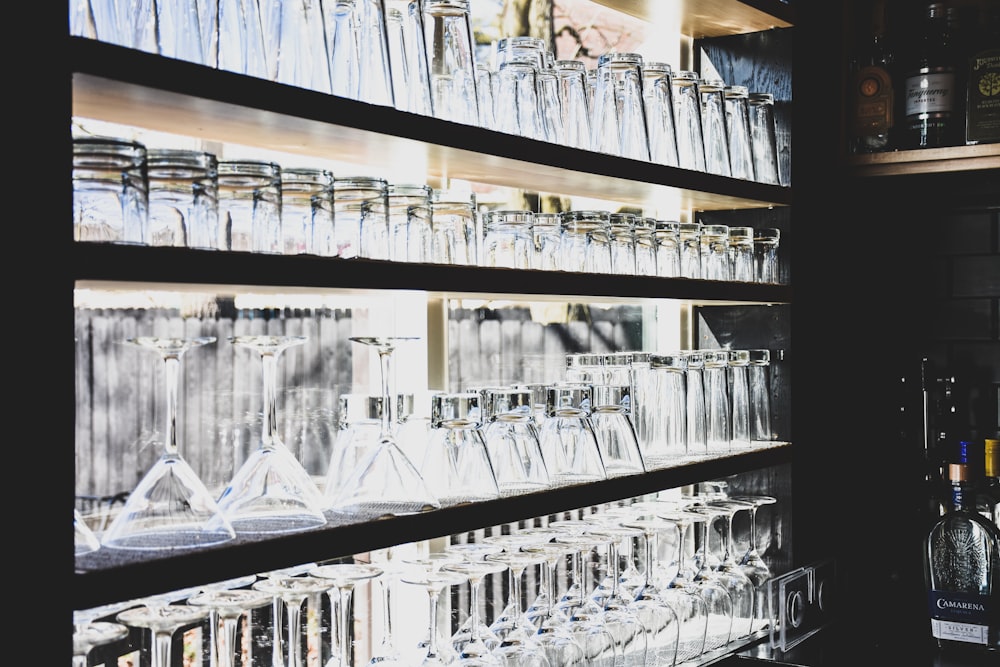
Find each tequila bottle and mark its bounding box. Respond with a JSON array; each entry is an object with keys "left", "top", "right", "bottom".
[{"left": 924, "top": 462, "right": 1000, "bottom": 652}]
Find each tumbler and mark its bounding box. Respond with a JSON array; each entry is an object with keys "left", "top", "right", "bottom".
[
  {"left": 72, "top": 136, "right": 148, "bottom": 245},
  {"left": 727, "top": 225, "right": 755, "bottom": 283},
  {"left": 728, "top": 349, "right": 751, "bottom": 448},
  {"left": 724, "top": 85, "right": 755, "bottom": 180},
  {"left": 482, "top": 210, "right": 533, "bottom": 269},
  {"left": 748, "top": 92, "right": 781, "bottom": 184},
  {"left": 146, "top": 148, "right": 219, "bottom": 250},
  {"left": 430, "top": 189, "right": 478, "bottom": 265},
  {"left": 386, "top": 0, "right": 433, "bottom": 115},
  {"left": 654, "top": 220, "right": 681, "bottom": 278},
  {"left": 422, "top": 0, "right": 479, "bottom": 126},
  {"left": 748, "top": 349, "right": 773, "bottom": 442},
  {"left": 753, "top": 227, "right": 781, "bottom": 284},
  {"left": 217, "top": 0, "right": 269, "bottom": 78},
  {"left": 560, "top": 210, "right": 612, "bottom": 274},
  {"left": 642, "top": 61, "right": 680, "bottom": 167},
  {"left": 280, "top": 168, "right": 334, "bottom": 256},
  {"left": 531, "top": 212, "right": 562, "bottom": 271},
  {"left": 325, "top": 0, "right": 395, "bottom": 107},
  {"left": 646, "top": 352, "right": 688, "bottom": 467},
  {"left": 671, "top": 71, "right": 706, "bottom": 172},
  {"left": 678, "top": 222, "right": 702, "bottom": 279},
  {"left": 634, "top": 217, "right": 657, "bottom": 277},
  {"left": 217, "top": 160, "right": 281, "bottom": 254},
  {"left": 699, "top": 78, "right": 731, "bottom": 177},
  {"left": 592, "top": 53, "right": 650, "bottom": 161},
  {"left": 703, "top": 349, "right": 731, "bottom": 454},
  {"left": 495, "top": 58, "right": 544, "bottom": 140},
  {"left": 700, "top": 223, "right": 730, "bottom": 281},
  {"left": 387, "top": 183, "right": 432, "bottom": 262},
  {"left": 683, "top": 350, "right": 707, "bottom": 455},
  {"left": 608, "top": 212, "right": 638, "bottom": 276},
  {"left": 538, "top": 383, "right": 607, "bottom": 486},
  {"left": 334, "top": 176, "right": 390, "bottom": 260},
  {"left": 268, "top": 0, "right": 332, "bottom": 93},
  {"left": 554, "top": 59, "right": 593, "bottom": 151}
]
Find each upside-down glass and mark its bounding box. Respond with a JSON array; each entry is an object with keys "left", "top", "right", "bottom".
[
  {"left": 387, "top": 183, "right": 432, "bottom": 263},
  {"left": 280, "top": 167, "right": 334, "bottom": 256},
  {"left": 334, "top": 176, "right": 390, "bottom": 260},
  {"left": 217, "top": 0, "right": 269, "bottom": 77},
  {"left": 484, "top": 550, "right": 552, "bottom": 666},
  {"left": 269, "top": 0, "right": 332, "bottom": 93},
  {"left": 532, "top": 212, "right": 562, "bottom": 271},
  {"left": 252, "top": 574, "right": 333, "bottom": 667},
  {"left": 753, "top": 227, "right": 781, "bottom": 284},
  {"left": 116, "top": 605, "right": 211, "bottom": 667},
  {"left": 728, "top": 225, "right": 755, "bottom": 283},
  {"left": 324, "top": 0, "right": 395, "bottom": 107},
  {"left": 146, "top": 148, "right": 219, "bottom": 250},
  {"left": 309, "top": 563, "right": 384, "bottom": 667},
  {"left": 671, "top": 71, "right": 706, "bottom": 171},
  {"left": 73, "top": 622, "right": 129, "bottom": 667},
  {"left": 678, "top": 222, "right": 702, "bottom": 279},
  {"left": 700, "top": 78, "right": 732, "bottom": 177},
  {"left": 495, "top": 57, "right": 545, "bottom": 140},
  {"left": 386, "top": 0, "right": 434, "bottom": 115},
  {"left": 322, "top": 393, "right": 383, "bottom": 506},
  {"left": 748, "top": 92, "right": 781, "bottom": 184},
  {"left": 683, "top": 350, "right": 707, "bottom": 456},
  {"left": 584, "top": 524, "right": 648, "bottom": 666},
  {"left": 475, "top": 63, "right": 497, "bottom": 130},
  {"left": 645, "top": 352, "right": 687, "bottom": 468},
  {"left": 655, "top": 510, "right": 710, "bottom": 663},
  {"left": 73, "top": 136, "right": 148, "bottom": 245},
  {"left": 700, "top": 223, "right": 730, "bottom": 281},
  {"left": 538, "top": 383, "right": 607, "bottom": 486},
  {"left": 217, "top": 159, "right": 282, "bottom": 253},
  {"left": 554, "top": 59, "right": 593, "bottom": 151},
  {"left": 442, "top": 559, "right": 508, "bottom": 665},
  {"left": 654, "top": 220, "right": 681, "bottom": 278},
  {"left": 703, "top": 349, "right": 732, "bottom": 455},
  {"left": 729, "top": 350, "right": 752, "bottom": 448},
  {"left": 187, "top": 588, "right": 273, "bottom": 667},
  {"left": 479, "top": 386, "right": 551, "bottom": 496},
  {"left": 748, "top": 349, "right": 773, "bottom": 443},
  {"left": 642, "top": 61, "right": 680, "bottom": 167},
  {"left": 633, "top": 217, "right": 657, "bottom": 276},
  {"left": 154, "top": 0, "right": 215, "bottom": 66},
  {"left": 430, "top": 190, "right": 478, "bottom": 266},
  {"left": 608, "top": 212, "right": 637, "bottom": 276},
  {"left": 589, "top": 376, "right": 646, "bottom": 479},
  {"left": 685, "top": 506, "right": 737, "bottom": 652},
  {"left": 621, "top": 514, "right": 681, "bottom": 667},
  {"left": 422, "top": 0, "right": 479, "bottom": 126},
  {"left": 482, "top": 210, "right": 534, "bottom": 269},
  {"left": 591, "top": 52, "right": 649, "bottom": 161},
  {"left": 724, "top": 85, "right": 755, "bottom": 180},
  {"left": 560, "top": 210, "right": 612, "bottom": 274}
]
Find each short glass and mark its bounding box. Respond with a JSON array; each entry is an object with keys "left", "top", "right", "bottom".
[
  {"left": 146, "top": 148, "right": 219, "bottom": 250},
  {"left": 754, "top": 226, "right": 781, "bottom": 284},
  {"left": 333, "top": 176, "right": 390, "bottom": 260},
  {"left": 280, "top": 168, "right": 334, "bottom": 256},
  {"left": 72, "top": 136, "right": 148, "bottom": 245},
  {"left": 482, "top": 209, "right": 534, "bottom": 269},
  {"left": 217, "top": 159, "right": 282, "bottom": 254}
]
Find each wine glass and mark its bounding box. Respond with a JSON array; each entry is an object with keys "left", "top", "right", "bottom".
[
  {"left": 442, "top": 559, "right": 507, "bottom": 665},
  {"left": 583, "top": 525, "right": 648, "bottom": 666},
  {"left": 399, "top": 567, "right": 468, "bottom": 667},
  {"left": 252, "top": 573, "right": 332, "bottom": 667},
  {"left": 484, "top": 549, "right": 549, "bottom": 665},
  {"left": 729, "top": 494, "right": 777, "bottom": 632},
  {"left": 187, "top": 588, "right": 274, "bottom": 667},
  {"left": 328, "top": 337, "right": 440, "bottom": 517},
  {"left": 688, "top": 505, "right": 747, "bottom": 648},
  {"left": 73, "top": 621, "right": 129, "bottom": 667},
  {"left": 550, "top": 531, "right": 617, "bottom": 666},
  {"left": 520, "top": 541, "right": 587, "bottom": 666},
  {"left": 653, "top": 510, "right": 709, "bottom": 663},
  {"left": 309, "top": 563, "right": 384, "bottom": 667},
  {"left": 101, "top": 337, "right": 236, "bottom": 550},
  {"left": 216, "top": 336, "right": 328, "bottom": 534},
  {"left": 116, "top": 604, "right": 210, "bottom": 667}
]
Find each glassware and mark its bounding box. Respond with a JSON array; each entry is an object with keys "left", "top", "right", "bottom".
[
  {"left": 419, "top": 391, "right": 500, "bottom": 506},
  {"left": 75, "top": 508, "right": 101, "bottom": 556},
  {"left": 748, "top": 349, "right": 773, "bottom": 443},
  {"left": 671, "top": 71, "right": 706, "bottom": 172},
  {"left": 430, "top": 189, "right": 478, "bottom": 266},
  {"left": 279, "top": 167, "right": 334, "bottom": 256},
  {"left": 559, "top": 210, "right": 612, "bottom": 275},
  {"left": 520, "top": 541, "right": 587, "bottom": 666},
  {"left": 309, "top": 563, "right": 384, "bottom": 667},
  {"left": 641, "top": 61, "right": 680, "bottom": 167},
  {"left": 699, "top": 78, "right": 732, "bottom": 177},
  {"left": 72, "top": 136, "right": 148, "bottom": 244},
  {"left": 475, "top": 63, "right": 497, "bottom": 130},
  {"left": 482, "top": 210, "right": 534, "bottom": 269},
  {"left": 654, "top": 220, "right": 681, "bottom": 278},
  {"left": 724, "top": 85, "right": 755, "bottom": 180},
  {"left": 678, "top": 222, "right": 702, "bottom": 280},
  {"left": 154, "top": 0, "right": 213, "bottom": 66},
  {"left": 334, "top": 176, "right": 390, "bottom": 260},
  {"left": 269, "top": 0, "right": 332, "bottom": 93},
  {"left": 730, "top": 494, "right": 777, "bottom": 632},
  {"left": 633, "top": 217, "right": 657, "bottom": 277},
  {"left": 399, "top": 567, "right": 467, "bottom": 667},
  {"left": 484, "top": 550, "right": 551, "bottom": 666},
  {"left": 655, "top": 510, "right": 709, "bottom": 663},
  {"left": 699, "top": 223, "right": 730, "bottom": 282},
  {"left": 329, "top": 337, "right": 440, "bottom": 517},
  {"left": 583, "top": 525, "right": 648, "bottom": 666},
  {"left": 707, "top": 499, "right": 760, "bottom": 639},
  {"left": 252, "top": 573, "right": 333, "bottom": 667},
  {"left": 442, "top": 559, "right": 507, "bottom": 665},
  {"left": 537, "top": 383, "right": 607, "bottom": 486},
  {"left": 748, "top": 93, "right": 781, "bottom": 184},
  {"left": 217, "top": 0, "right": 268, "bottom": 77},
  {"left": 421, "top": 0, "right": 479, "bottom": 126},
  {"left": 608, "top": 213, "right": 638, "bottom": 276},
  {"left": 644, "top": 352, "right": 687, "bottom": 469},
  {"left": 146, "top": 148, "right": 219, "bottom": 250},
  {"left": 387, "top": 183, "right": 433, "bottom": 262},
  {"left": 479, "top": 386, "right": 551, "bottom": 496},
  {"left": 684, "top": 506, "right": 736, "bottom": 652},
  {"left": 216, "top": 336, "right": 328, "bottom": 534},
  {"left": 116, "top": 604, "right": 211, "bottom": 667},
  {"left": 554, "top": 60, "right": 593, "bottom": 151},
  {"left": 324, "top": 0, "right": 395, "bottom": 107},
  {"left": 728, "top": 350, "right": 752, "bottom": 449},
  {"left": 592, "top": 52, "right": 649, "bottom": 161},
  {"left": 187, "top": 588, "right": 274, "bottom": 667},
  {"left": 322, "top": 393, "right": 383, "bottom": 507},
  {"left": 537, "top": 56, "right": 564, "bottom": 145},
  {"left": 495, "top": 57, "right": 545, "bottom": 140},
  {"left": 101, "top": 336, "right": 236, "bottom": 550},
  {"left": 385, "top": 0, "right": 434, "bottom": 115},
  {"left": 727, "top": 225, "right": 755, "bottom": 283},
  {"left": 587, "top": 373, "right": 646, "bottom": 479},
  {"left": 753, "top": 227, "right": 781, "bottom": 284},
  {"left": 73, "top": 621, "right": 129, "bottom": 667},
  {"left": 703, "top": 349, "right": 732, "bottom": 455},
  {"left": 217, "top": 159, "right": 282, "bottom": 254},
  {"left": 682, "top": 350, "right": 707, "bottom": 456}
]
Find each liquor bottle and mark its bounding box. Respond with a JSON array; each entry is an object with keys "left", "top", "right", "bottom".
[
  {"left": 901, "top": 2, "right": 963, "bottom": 149},
  {"left": 978, "top": 438, "right": 1000, "bottom": 527},
  {"left": 848, "top": 0, "right": 897, "bottom": 153},
  {"left": 924, "top": 462, "right": 1000, "bottom": 651},
  {"left": 965, "top": 3, "right": 1000, "bottom": 145}
]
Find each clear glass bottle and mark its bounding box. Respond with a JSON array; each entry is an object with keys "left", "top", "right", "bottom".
[
  {"left": 924, "top": 462, "right": 1000, "bottom": 652},
  {"left": 848, "top": 0, "right": 897, "bottom": 153}
]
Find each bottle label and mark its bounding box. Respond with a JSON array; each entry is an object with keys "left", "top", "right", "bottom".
[
  {"left": 928, "top": 590, "right": 992, "bottom": 644},
  {"left": 852, "top": 65, "right": 894, "bottom": 135},
  {"left": 967, "top": 49, "right": 1000, "bottom": 144},
  {"left": 905, "top": 68, "right": 955, "bottom": 117}
]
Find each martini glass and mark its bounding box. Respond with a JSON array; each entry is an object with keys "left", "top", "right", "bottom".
[
  {"left": 75, "top": 509, "right": 100, "bottom": 556},
  {"left": 309, "top": 563, "right": 384, "bottom": 667},
  {"left": 484, "top": 549, "right": 548, "bottom": 658},
  {"left": 187, "top": 588, "right": 274, "bottom": 667},
  {"left": 399, "top": 567, "right": 468, "bottom": 667},
  {"left": 252, "top": 573, "right": 332, "bottom": 667},
  {"left": 329, "top": 337, "right": 440, "bottom": 517},
  {"left": 217, "top": 336, "right": 328, "bottom": 534},
  {"left": 442, "top": 559, "right": 507, "bottom": 665},
  {"left": 101, "top": 337, "right": 236, "bottom": 550},
  {"left": 116, "top": 604, "right": 211, "bottom": 667},
  {"left": 73, "top": 622, "right": 129, "bottom": 667}
]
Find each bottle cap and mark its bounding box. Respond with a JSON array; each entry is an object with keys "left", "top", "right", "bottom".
[
  {"left": 948, "top": 463, "right": 969, "bottom": 482},
  {"left": 986, "top": 439, "right": 999, "bottom": 477}
]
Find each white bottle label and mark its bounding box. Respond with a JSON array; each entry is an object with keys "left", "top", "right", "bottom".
[
  {"left": 930, "top": 618, "right": 990, "bottom": 644},
  {"left": 905, "top": 69, "right": 955, "bottom": 117}
]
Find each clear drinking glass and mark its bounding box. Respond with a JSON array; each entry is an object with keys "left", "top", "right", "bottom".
[
  {"left": 269, "top": 0, "right": 332, "bottom": 93},
  {"left": 73, "top": 136, "right": 148, "bottom": 245},
  {"left": 280, "top": 167, "right": 334, "bottom": 256},
  {"left": 727, "top": 225, "right": 755, "bottom": 283},
  {"left": 641, "top": 61, "right": 680, "bottom": 167},
  {"left": 748, "top": 349, "right": 773, "bottom": 443},
  {"left": 386, "top": 0, "right": 434, "bottom": 115},
  {"left": 748, "top": 92, "right": 781, "bottom": 184},
  {"left": 146, "top": 148, "right": 219, "bottom": 250},
  {"left": 591, "top": 52, "right": 650, "bottom": 161},
  {"left": 537, "top": 383, "right": 607, "bottom": 486},
  {"left": 633, "top": 217, "right": 657, "bottom": 276},
  {"left": 333, "top": 176, "right": 390, "bottom": 260},
  {"left": 475, "top": 63, "right": 497, "bottom": 130},
  {"left": 430, "top": 189, "right": 478, "bottom": 266},
  {"left": 645, "top": 352, "right": 688, "bottom": 469},
  {"left": 479, "top": 386, "right": 551, "bottom": 496},
  {"left": 217, "top": 0, "right": 269, "bottom": 77},
  {"left": 699, "top": 78, "right": 732, "bottom": 177},
  {"left": 703, "top": 349, "right": 732, "bottom": 455},
  {"left": 554, "top": 60, "right": 592, "bottom": 151},
  {"left": 700, "top": 223, "right": 730, "bottom": 281},
  {"left": 589, "top": 380, "right": 646, "bottom": 479},
  {"left": 217, "top": 159, "right": 282, "bottom": 254},
  {"left": 531, "top": 212, "right": 562, "bottom": 271},
  {"left": 537, "top": 55, "right": 565, "bottom": 144},
  {"left": 324, "top": 0, "right": 395, "bottom": 107},
  {"left": 73, "top": 622, "right": 129, "bottom": 667},
  {"left": 421, "top": 0, "right": 479, "bottom": 126},
  {"left": 116, "top": 605, "right": 211, "bottom": 667},
  {"left": 155, "top": 0, "right": 213, "bottom": 66},
  {"left": 724, "top": 85, "right": 755, "bottom": 180},
  {"left": 482, "top": 210, "right": 534, "bottom": 269},
  {"left": 495, "top": 57, "right": 545, "bottom": 140},
  {"left": 559, "top": 210, "right": 612, "bottom": 274},
  {"left": 678, "top": 222, "right": 702, "bottom": 280},
  {"left": 728, "top": 350, "right": 752, "bottom": 448},
  {"left": 753, "top": 227, "right": 781, "bottom": 284},
  {"left": 387, "top": 183, "right": 432, "bottom": 263},
  {"left": 671, "top": 71, "right": 706, "bottom": 172},
  {"left": 683, "top": 350, "right": 707, "bottom": 456},
  {"left": 654, "top": 220, "right": 681, "bottom": 278},
  {"left": 608, "top": 212, "right": 637, "bottom": 276}
]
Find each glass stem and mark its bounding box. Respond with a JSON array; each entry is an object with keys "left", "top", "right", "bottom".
[
  {"left": 262, "top": 351, "right": 279, "bottom": 447},
  {"left": 643, "top": 530, "right": 658, "bottom": 588},
  {"left": 379, "top": 577, "right": 394, "bottom": 649},
  {"left": 469, "top": 577, "right": 483, "bottom": 643},
  {"left": 337, "top": 586, "right": 354, "bottom": 667},
  {"left": 509, "top": 565, "right": 524, "bottom": 629},
  {"left": 426, "top": 589, "right": 442, "bottom": 659},
  {"left": 151, "top": 630, "right": 173, "bottom": 667},
  {"left": 163, "top": 353, "right": 180, "bottom": 456},
  {"left": 271, "top": 598, "right": 285, "bottom": 667},
  {"left": 286, "top": 598, "right": 303, "bottom": 667},
  {"left": 746, "top": 507, "right": 759, "bottom": 562},
  {"left": 377, "top": 348, "right": 393, "bottom": 440},
  {"left": 218, "top": 614, "right": 241, "bottom": 667}
]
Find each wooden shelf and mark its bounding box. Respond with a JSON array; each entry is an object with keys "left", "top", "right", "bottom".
[
  {"left": 74, "top": 442, "right": 793, "bottom": 610},
  {"left": 70, "top": 37, "right": 791, "bottom": 213},
  {"left": 589, "top": 0, "right": 794, "bottom": 37},
  {"left": 846, "top": 143, "right": 1000, "bottom": 177}
]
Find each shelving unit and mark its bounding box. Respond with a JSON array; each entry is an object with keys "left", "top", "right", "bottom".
[{"left": 62, "top": 2, "right": 808, "bottom": 665}]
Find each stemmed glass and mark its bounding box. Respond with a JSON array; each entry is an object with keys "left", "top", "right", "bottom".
[
  {"left": 705, "top": 499, "right": 758, "bottom": 639},
  {"left": 328, "top": 337, "right": 440, "bottom": 517},
  {"left": 399, "top": 566, "right": 468, "bottom": 667},
  {"left": 520, "top": 541, "right": 587, "bottom": 666},
  {"left": 187, "top": 588, "right": 274, "bottom": 667},
  {"left": 309, "top": 563, "right": 384, "bottom": 667},
  {"left": 442, "top": 559, "right": 507, "bottom": 665},
  {"left": 367, "top": 549, "right": 406, "bottom": 666},
  {"left": 75, "top": 509, "right": 100, "bottom": 555},
  {"left": 484, "top": 549, "right": 550, "bottom": 666},
  {"left": 73, "top": 621, "right": 129, "bottom": 667},
  {"left": 116, "top": 604, "right": 210, "bottom": 667},
  {"left": 620, "top": 514, "right": 680, "bottom": 667},
  {"left": 583, "top": 525, "right": 647, "bottom": 666},
  {"left": 216, "top": 335, "right": 328, "bottom": 534},
  {"left": 252, "top": 573, "right": 332, "bottom": 667},
  {"left": 730, "top": 495, "right": 777, "bottom": 632},
  {"left": 654, "top": 510, "right": 709, "bottom": 664},
  {"left": 101, "top": 336, "right": 236, "bottom": 550},
  {"left": 687, "top": 505, "right": 745, "bottom": 649}
]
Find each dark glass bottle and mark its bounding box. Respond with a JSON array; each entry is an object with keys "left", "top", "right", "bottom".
[
  {"left": 901, "top": 2, "right": 963, "bottom": 148},
  {"left": 966, "top": 3, "right": 1000, "bottom": 145},
  {"left": 848, "top": 0, "right": 897, "bottom": 153}
]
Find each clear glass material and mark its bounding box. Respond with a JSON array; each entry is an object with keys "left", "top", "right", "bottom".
[
  {"left": 422, "top": 0, "right": 479, "bottom": 126},
  {"left": 700, "top": 223, "right": 730, "bottom": 282},
  {"left": 621, "top": 514, "right": 681, "bottom": 667},
  {"left": 101, "top": 336, "right": 236, "bottom": 550},
  {"left": 479, "top": 386, "right": 551, "bottom": 496},
  {"left": 554, "top": 60, "right": 592, "bottom": 151},
  {"left": 216, "top": 336, "right": 328, "bottom": 534},
  {"left": 671, "top": 71, "right": 706, "bottom": 171},
  {"left": 475, "top": 63, "right": 497, "bottom": 130},
  {"left": 73, "top": 622, "right": 129, "bottom": 667},
  {"left": 642, "top": 61, "right": 680, "bottom": 167},
  {"left": 495, "top": 58, "right": 544, "bottom": 140},
  {"left": 724, "top": 85, "right": 755, "bottom": 180},
  {"left": 324, "top": 0, "right": 395, "bottom": 107},
  {"left": 187, "top": 589, "right": 273, "bottom": 667},
  {"left": 633, "top": 217, "right": 657, "bottom": 276},
  {"left": 608, "top": 213, "right": 637, "bottom": 276},
  {"left": 748, "top": 349, "right": 773, "bottom": 443},
  {"left": 72, "top": 136, "right": 148, "bottom": 244},
  {"left": 537, "top": 383, "right": 607, "bottom": 486},
  {"left": 753, "top": 227, "right": 781, "bottom": 284},
  {"left": 703, "top": 349, "right": 732, "bottom": 454},
  {"left": 727, "top": 225, "right": 755, "bottom": 283},
  {"left": 748, "top": 92, "right": 781, "bottom": 184},
  {"left": 654, "top": 220, "right": 681, "bottom": 278},
  {"left": 430, "top": 190, "right": 478, "bottom": 266},
  {"left": 532, "top": 212, "right": 562, "bottom": 271},
  {"left": 584, "top": 525, "right": 648, "bottom": 665},
  {"left": 387, "top": 183, "right": 432, "bottom": 263},
  {"left": 484, "top": 550, "right": 551, "bottom": 666},
  {"left": 322, "top": 393, "right": 383, "bottom": 507},
  {"left": 329, "top": 337, "right": 440, "bottom": 517},
  {"left": 146, "top": 148, "right": 219, "bottom": 250},
  {"left": 386, "top": 0, "right": 434, "bottom": 115},
  {"left": 334, "top": 176, "right": 390, "bottom": 260},
  {"left": 217, "top": 159, "right": 282, "bottom": 254},
  {"left": 406, "top": 204, "right": 435, "bottom": 264},
  {"left": 589, "top": 379, "right": 646, "bottom": 479},
  {"left": 559, "top": 210, "right": 612, "bottom": 274},
  {"left": 728, "top": 350, "right": 752, "bottom": 448},
  {"left": 270, "top": 0, "right": 332, "bottom": 93},
  {"left": 537, "top": 59, "right": 564, "bottom": 144},
  {"left": 217, "top": 0, "right": 268, "bottom": 77},
  {"left": 592, "top": 53, "right": 649, "bottom": 161},
  {"left": 116, "top": 606, "right": 211, "bottom": 667},
  {"left": 656, "top": 510, "right": 710, "bottom": 663},
  {"left": 707, "top": 499, "right": 760, "bottom": 639},
  {"left": 155, "top": 0, "right": 214, "bottom": 66},
  {"left": 309, "top": 563, "right": 384, "bottom": 667},
  {"left": 252, "top": 574, "right": 333, "bottom": 667},
  {"left": 280, "top": 167, "right": 334, "bottom": 256},
  {"left": 683, "top": 351, "right": 707, "bottom": 456},
  {"left": 441, "top": 559, "right": 507, "bottom": 665},
  {"left": 482, "top": 210, "right": 534, "bottom": 269},
  {"left": 400, "top": 568, "right": 467, "bottom": 667},
  {"left": 730, "top": 494, "right": 777, "bottom": 633},
  {"left": 646, "top": 352, "right": 688, "bottom": 468},
  {"left": 678, "top": 222, "right": 702, "bottom": 280},
  {"left": 699, "top": 78, "right": 732, "bottom": 177}
]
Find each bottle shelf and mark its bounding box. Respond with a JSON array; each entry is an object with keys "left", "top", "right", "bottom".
[
  {"left": 70, "top": 37, "right": 791, "bottom": 214},
  {"left": 74, "top": 442, "right": 792, "bottom": 611},
  {"left": 589, "top": 0, "right": 795, "bottom": 35},
  {"left": 846, "top": 143, "right": 1000, "bottom": 177}
]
